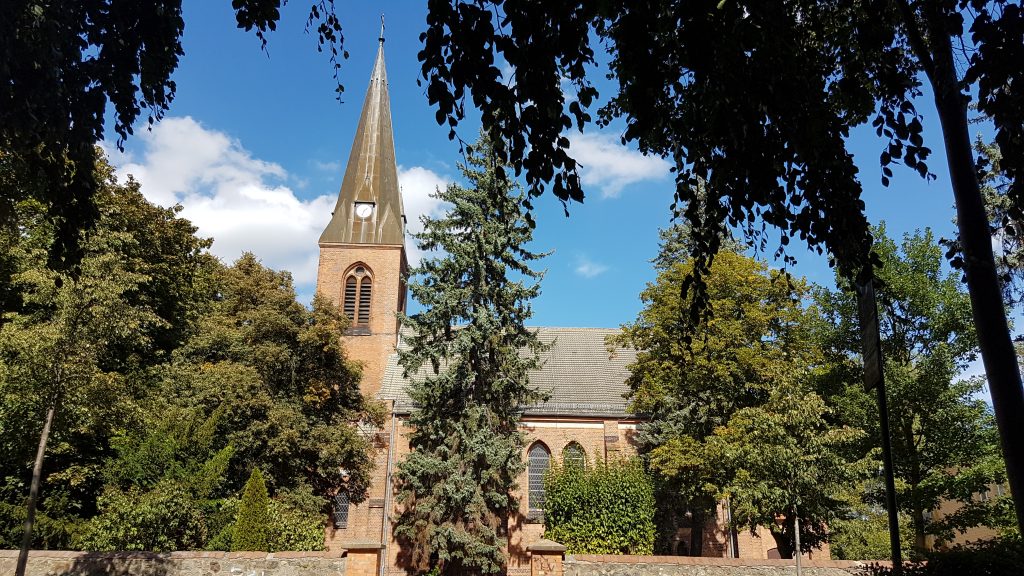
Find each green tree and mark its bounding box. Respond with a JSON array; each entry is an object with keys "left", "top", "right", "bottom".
[
  {"left": 543, "top": 457, "right": 656, "bottom": 555},
  {"left": 1, "top": 151, "right": 376, "bottom": 555},
  {"left": 80, "top": 482, "right": 208, "bottom": 552},
  {"left": 394, "top": 135, "right": 546, "bottom": 576},
  {"left": 709, "top": 382, "right": 866, "bottom": 558},
  {"left": 0, "top": 153, "right": 214, "bottom": 564},
  {"left": 232, "top": 469, "right": 271, "bottom": 552},
  {"left": 167, "top": 253, "right": 377, "bottom": 499},
  {"left": 614, "top": 246, "right": 831, "bottom": 556},
  {"left": 829, "top": 500, "right": 915, "bottom": 561},
  {"left": 816, "top": 225, "right": 1005, "bottom": 553},
  {"left": 415, "top": 1, "right": 1024, "bottom": 532},
  {"left": 972, "top": 138, "right": 1023, "bottom": 307},
  {"left": 1, "top": 200, "right": 172, "bottom": 571}
]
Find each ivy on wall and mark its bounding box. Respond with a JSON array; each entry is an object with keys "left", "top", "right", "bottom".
[{"left": 543, "top": 457, "right": 655, "bottom": 554}]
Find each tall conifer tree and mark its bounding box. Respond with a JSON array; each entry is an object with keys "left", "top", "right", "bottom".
[{"left": 394, "top": 135, "right": 546, "bottom": 576}]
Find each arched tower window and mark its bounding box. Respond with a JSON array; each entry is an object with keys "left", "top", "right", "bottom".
[
  {"left": 562, "top": 442, "right": 586, "bottom": 469},
  {"left": 343, "top": 265, "right": 373, "bottom": 328},
  {"left": 528, "top": 442, "right": 551, "bottom": 513}
]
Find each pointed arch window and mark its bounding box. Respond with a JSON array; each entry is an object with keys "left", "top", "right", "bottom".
[
  {"left": 528, "top": 443, "right": 551, "bottom": 513},
  {"left": 562, "top": 442, "right": 586, "bottom": 469},
  {"left": 343, "top": 265, "right": 372, "bottom": 330},
  {"left": 333, "top": 491, "right": 350, "bottom": 529}
]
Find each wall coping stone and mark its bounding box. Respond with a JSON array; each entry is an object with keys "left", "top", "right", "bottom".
[
  {"left": 528, "top": 540, "right": 568, "bottom": 553},
  {"left": 0, "top": 550, "right": 342, "bottom": 559},
  {"left": 340, "top": 541, "right": 385, "bottom": 551},
  {"left": 569, "top": 555, "right": 890, "bottom": 569}
]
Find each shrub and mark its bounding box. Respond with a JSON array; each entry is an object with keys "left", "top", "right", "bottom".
[
  {"left": 208, "top": 488, "right": 326, "bottom": 552},
  {"left": 204, "top": 497, "right": 238, "bottom": 551},
  {"left": 232, "top": 469, "right": 270, "bottom": 551},
  {"left": 81, "top": 482, "right": 207, "bottom": 551},
  {"left": 865, "top": 536, "right": 1023, "bottom": 576},
  {"left": 543, "top": 457, "right": 655, "bottom": 554},
  {"left": 268, "top": 488, "right": 326, "bottom": 551}
]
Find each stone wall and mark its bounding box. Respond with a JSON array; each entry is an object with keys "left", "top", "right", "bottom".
[
  {"left": 0, "top": 551, "right": 347, "bottom": 576},
  {"left": 564, "top": 555, "right": 882, "bottom": 576}
]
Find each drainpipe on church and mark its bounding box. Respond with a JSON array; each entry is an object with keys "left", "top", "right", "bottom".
[
  {"left": 725, "top": 497, "right": 735, "bottom": 558},
  {"left": 380, "top": 408, "right": 397, "bottom": 576}
]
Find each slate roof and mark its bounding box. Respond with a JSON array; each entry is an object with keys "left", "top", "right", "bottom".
[
  {"left": 378, "top": 327, "right": 638, "bottom": 418},
  {"left": 320, "top": 38, "right": 406, "bottom": 246}
]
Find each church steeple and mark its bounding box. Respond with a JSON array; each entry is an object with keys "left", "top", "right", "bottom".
[
  {"left": 320, "top": 35, "right": 405, "bottom": 246},
  {"left": 316, "top": 32, "right": 408, "bottom": 400}
]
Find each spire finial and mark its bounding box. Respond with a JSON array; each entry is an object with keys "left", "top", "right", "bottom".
[{"left": 379, "top": 14, "right": 385, "bottom": 44}]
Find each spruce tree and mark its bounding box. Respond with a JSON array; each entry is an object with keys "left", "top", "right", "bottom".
[
  {"left": 232, "top": 469, "right": 271, "bottom": 551},
  {"left": 394, "top": 135, "right": 546, "bottom": 575}
]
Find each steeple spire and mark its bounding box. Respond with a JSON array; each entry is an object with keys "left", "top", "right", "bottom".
[{"left": 320, "top": 34, "right": 405, "bottom": 246}]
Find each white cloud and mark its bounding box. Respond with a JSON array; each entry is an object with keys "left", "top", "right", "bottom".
[
  {"left": 108, "top": 116, "right": 452, "bottom": 302},
  {"left": 574, "top": 255, "right": 609, "bottom": 278},
  {"left": 568, "top": 132, "right": 671, "bottom": 198},
  {"left": 110, "top": 116, "right": 334, "bottom": 296},
  {"left": 399, "top": 165, "right": 450, "bottom": 265}
]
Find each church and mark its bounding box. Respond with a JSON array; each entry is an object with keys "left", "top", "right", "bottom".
[{"left": 313, "top": 35, "right": 828, "bottom": 576}]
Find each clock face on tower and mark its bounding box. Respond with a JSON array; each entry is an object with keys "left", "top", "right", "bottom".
[{"left": 354, "top": 202, "right": 374, "bottom": 219}]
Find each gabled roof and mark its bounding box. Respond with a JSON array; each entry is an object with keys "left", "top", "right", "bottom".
[
  {"left": 320, "top": 38, "right": 406, "bottom": 246},
  {"left": 378, "top": 327, "right": 639, "bottom": 418}
]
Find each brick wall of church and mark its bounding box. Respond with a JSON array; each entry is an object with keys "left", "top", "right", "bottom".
[
  {"left": 316, "top": 243, "right": 406, "bottom": 397},
  {"left": 508, "top": 419, "right": 642, "bottom": 574}
]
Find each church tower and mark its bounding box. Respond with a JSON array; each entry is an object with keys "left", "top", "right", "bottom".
[{"left": 316, "top": 32, "right": 407, "bottom": 397}]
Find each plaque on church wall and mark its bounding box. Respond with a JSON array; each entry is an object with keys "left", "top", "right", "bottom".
[
  {"left": 604, "top": 435, "right": 619, "bottom": 443},
  {"left": 368, "top": 498, "right": 385, "bottom": 508}
]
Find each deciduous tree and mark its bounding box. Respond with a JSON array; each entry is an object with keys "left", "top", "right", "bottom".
[
  {"left": 710, "top": 382, "right": 866, "bottom": 557},
  {"left": 816, "top": 225, "right": 1005, "bottom": 553},
  {"left": 614, "top": 244, "right": 835, "bottom": 556}
]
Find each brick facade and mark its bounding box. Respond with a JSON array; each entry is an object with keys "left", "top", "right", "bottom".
[{"left": 316, "top": 243, "right": 406, "bottom": 397}]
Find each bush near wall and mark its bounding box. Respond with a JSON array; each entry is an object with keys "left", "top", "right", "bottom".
[
  {"left": 866, "top": 536, "right": 1023, "bottom": 576},
  {"left": 544, "top": 457, "right": 655, "bottom": 554}
]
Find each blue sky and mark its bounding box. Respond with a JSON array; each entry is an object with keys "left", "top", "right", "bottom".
[{"left": 107, "top": 0, "right": 972, "bottom": 332}]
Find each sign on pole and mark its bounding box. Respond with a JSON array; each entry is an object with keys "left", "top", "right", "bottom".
[
  {"left": 855, "top": 268, "right": 902, "bottom": 573},
  {"left": 856, "top": 278, "right": 882, "bottom": 392}
]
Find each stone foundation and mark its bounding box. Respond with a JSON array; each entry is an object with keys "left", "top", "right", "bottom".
[
  {"left": 2, "top": 549, "right": 886, "bottom": 576},
  {"left": 0, "top": 551, "right": 347, "bottom": 576},
  {"left": 565, "top": 555, "right": 882, "bottom": 576}
]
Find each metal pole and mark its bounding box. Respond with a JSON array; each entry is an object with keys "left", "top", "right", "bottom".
[{"left": 856, "top": 267, "right": 902, "bottom": 575}]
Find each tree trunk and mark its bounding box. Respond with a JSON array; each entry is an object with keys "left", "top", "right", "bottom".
[
  {"left": 794, "top": 507, "right": 802, "bottom": 576},
  {"left": 903, "top": 423, "right": 927, "bottom": 555},
  {"left": 16, "top": 403, "right": 56, "bottom": 576},
  {"left": 689, "top": 507, "right": 704, "bottom": 557},
  {"left": 770, "top": 516, "right": 795, "bottom": 560},
  {"left": 918, "top": 10, "right": 1024, "bottom": 536}
]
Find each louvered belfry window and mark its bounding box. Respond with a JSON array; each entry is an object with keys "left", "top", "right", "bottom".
[
  {"left": 342, "top": 265, "right": 372, "bottom": 327},
  {"left": 344, "top": 276, "right": 358, "bottom": 320},
  {"left": 528, "top": 443, "right": 550, "bottom": 512},
  {"left": 358, "top": 277, "right": 372, "bottom": 325}
]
